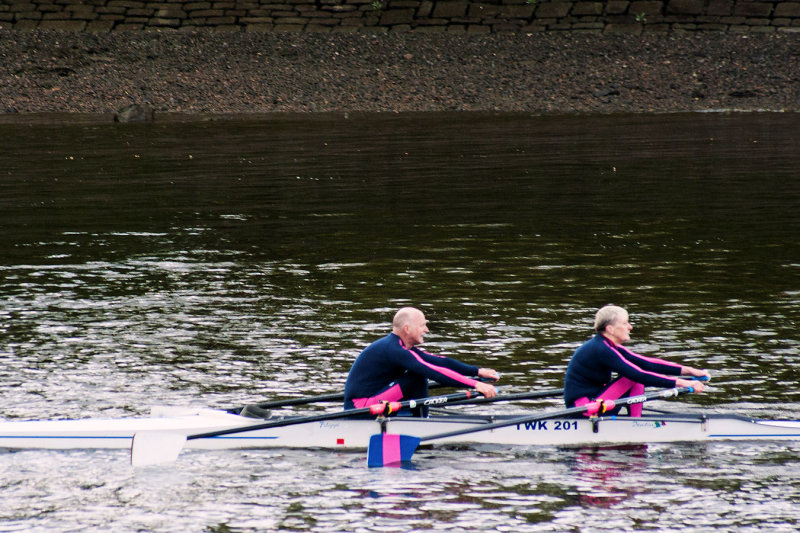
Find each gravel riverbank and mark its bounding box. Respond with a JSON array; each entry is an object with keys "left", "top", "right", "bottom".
[{"left": 1, "top": 30, "right": 798, "bottom": 119}]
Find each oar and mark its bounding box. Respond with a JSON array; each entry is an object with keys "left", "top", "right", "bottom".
[
  {"left": 435, "top": 388, "right": 564, "bottom": 407},
  {"left": 131, "top": 389, "right": 486, "bottom": 466},
  {"left": 225, "top": 391, "right": 345, "bottom": 414},
  {"left": 226, "top": 378, "right": 500, "bottom": 414},
  {"left": 366, "top": 387, "right": 694, "bottom": 467}
]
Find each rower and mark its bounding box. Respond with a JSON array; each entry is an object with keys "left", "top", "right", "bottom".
[
  {"left": 563, "top": 305, "right": 708, "bottom": 417},
  {"left": 343, "top": 307, "right": 498, "bottom": 417}
]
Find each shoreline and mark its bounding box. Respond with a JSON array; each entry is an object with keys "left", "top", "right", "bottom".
[
  {"left": 1, "top": 30, "right": 798, "bottom": 118},
  {"left": 0, "top": 108, "right": 795, "bottom": 127}
]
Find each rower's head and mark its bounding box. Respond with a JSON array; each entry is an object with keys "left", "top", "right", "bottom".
[
  {"left": 392, "top": 307, "right": 429, "bottom": 347},
  {"left": 594, "top": 305, "right": 632, "bottom": 345}
]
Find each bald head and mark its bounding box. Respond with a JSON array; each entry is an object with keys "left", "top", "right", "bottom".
[
  {"left": 392, "top": 307, "right": 428, "bottom": 347},
  {"left": 393, "top": 307, "right": 423, "bottom": 330}
]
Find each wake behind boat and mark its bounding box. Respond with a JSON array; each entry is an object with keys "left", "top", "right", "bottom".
[{"left": 2, "top": 403, "right": 800, "bottom": 453}]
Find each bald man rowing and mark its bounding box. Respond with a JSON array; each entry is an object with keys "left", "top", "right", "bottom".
[{"left": 344, "top": 307, "right": 499, "bottom": 417}]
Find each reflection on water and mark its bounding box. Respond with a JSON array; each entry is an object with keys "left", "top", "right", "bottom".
[
  {"left": 1, "top": 112, "right": 799, "bottom": 531},
  {"left": 568, "top": 445, "right": 649, "bottom": 508}
]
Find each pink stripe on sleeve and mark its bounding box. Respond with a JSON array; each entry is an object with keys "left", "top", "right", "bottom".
[
  {"left": 603, "top": 339, "right": 677, "bottom": 381},
  {"left": 408, "top": 350, "right": 477, "bottom": 387},
  {"left": 621, "top": 346, "right": 682, "bottom": 369}
]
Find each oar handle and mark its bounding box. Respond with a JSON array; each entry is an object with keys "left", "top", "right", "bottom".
[{"left": 442, "top": 388, "right": 563, "bottom": 407}]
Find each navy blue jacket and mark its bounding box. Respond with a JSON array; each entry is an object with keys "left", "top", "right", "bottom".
[
  {"left": 564, "top": 334, "right": 682, "bottom": 407},
  {"left": 344, "top": 333, "right": 479, "bottom": 406}
]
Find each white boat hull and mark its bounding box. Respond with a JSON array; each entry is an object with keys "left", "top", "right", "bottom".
[{"left": 2, "top": 407, "right": 800, "bottom": 451}]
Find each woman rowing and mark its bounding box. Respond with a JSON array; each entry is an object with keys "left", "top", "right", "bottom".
[
  {"left": 564, "top": 305, "right": 708, "bottom": 417},
  {"left": 344, "top": 307, "right": 499, "bottom": 417}
]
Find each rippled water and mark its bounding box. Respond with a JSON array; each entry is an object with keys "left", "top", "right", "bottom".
[{"left": 1, "top": 112, "right": 799, "bottom": 531}]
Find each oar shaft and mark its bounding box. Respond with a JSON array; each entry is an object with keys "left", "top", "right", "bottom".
[{"left": 442, "top": 388, "right": 564, "bottom": 407}]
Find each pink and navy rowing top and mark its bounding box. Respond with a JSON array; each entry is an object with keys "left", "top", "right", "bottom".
[
  {"left": 564, "top": 334, "right": 682, "bottom": 407},
  {"left": 343, "top": 333, "right": 480, "bottom": 409}
]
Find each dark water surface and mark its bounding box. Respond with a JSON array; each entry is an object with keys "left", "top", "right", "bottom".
[{"left": 1, "top": 112, "right": 799, "bottom": 532}]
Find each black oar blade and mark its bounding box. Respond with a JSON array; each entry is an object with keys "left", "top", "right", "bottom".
[{"left": 366, "top": 433, "right": 421, "bottom": 467}]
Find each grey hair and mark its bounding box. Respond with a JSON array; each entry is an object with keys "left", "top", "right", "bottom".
[{"left": 594, "top": 305, "right": 627, "bottom": 334}]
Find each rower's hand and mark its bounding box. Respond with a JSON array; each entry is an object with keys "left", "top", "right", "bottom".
[
  {"left": 682, "top": 366, "right": 711, "bottom": 381},
  {"left": 677, "top": 378, "right": 705, "bottom": 393},
  {"left": 475, "top": 381, "right": 497, "bottom": 398},
  {"left": 478, "top": 368, "right": 500, "bottom": 382}
]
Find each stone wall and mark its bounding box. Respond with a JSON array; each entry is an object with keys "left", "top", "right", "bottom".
[{"left": 1, "top": 0, "right": 799, "bottom": 33}]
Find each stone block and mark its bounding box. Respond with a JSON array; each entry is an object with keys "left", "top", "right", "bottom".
[
  {"left": 721, "top": 15, "right": 745, "bottom": 23},
  {"left": 629, "top": 1, "right": 662, "bottom": 16},
  {"left": 605, "top": 1, "right": 629, "bottom": 14},
  {"left": 379, "top": 7, "right": 414, "bottom": 23},
  {"left": 9, "top": 2, "right": 36, "bottom": 11},
  {"left": 775, "top": 2, "right": 800, "bottom": 17},
  {"left": 15, "top": 10, "right": 43, "bottom": 19},
  {"left": 13, "top": 19, "right": 41, "bottom": 28},
  {"left": 96, "top": 6, "right": 127, "bottom": 14},
  {"left": 469, "top": 3, "right": 499, "bottom": 16},
  {"left": 271, "top": 15, "right": 305, "bottom": 22},
  {"left": 535, "top": 1, "right": 572, "bottom": 17},
  {"left": 39, "top": 18, "right": 86, "bottom": 28},
  {"left": 308, "top": 16, "right": 340, "bottom": 23},
  {"left": 498, "top": 4, "right": 534, "bottom": 17},
  {"left": 572, "top": 1, "right": 602, "bottom": 15},
  {"left": 416, "top": 0, "right": 433, "bottom": 15},
  {"left": 87, "top": 19, "right": 116, "bottom": 30},
  {"left": 148, "top": 17, "right": 181, "bottom": 25},
  {"left": 695, "top": 22, "right": 727, "bottom": 30},
  {"left": 189, "top": 8, "right": 224, "bottom": 16},
  {"left": 667, "top": 0, "right": 703, "bottom": 15},
  {"left": 39, "top": 4, "right": 66, "bottom": 13},
  {"left": 433, "top": 1, "right": 467, "bottom": 17},
  {"left": 414, "top": 24, "right": 447, "bottom": 30},
  {"left": 107, "top": 1, "right": 146, "bottom": 8},
  {"left": 245, "top": 22, "right": 274, "bottom": 29},
  {"left": 272, "top": 22, "right": 305, "bottom": 29},
  {"left": 733, "top": 2, "right": 773, "bottom": 17},
  {"left": 706, "top": 0, "right": 732, "bottom": 16},
  {"left": 65, "top": 4, "right": 96, "bottom": 14}
]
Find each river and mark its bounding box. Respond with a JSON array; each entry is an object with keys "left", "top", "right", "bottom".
[{"left": 1, "top": 112, "right": 799, "bottom": 532}]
